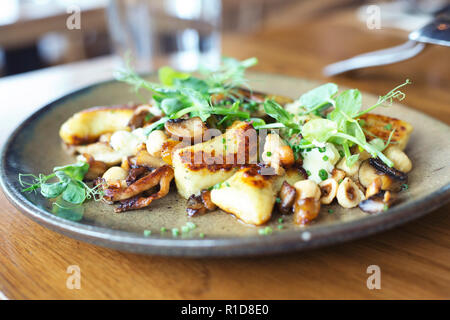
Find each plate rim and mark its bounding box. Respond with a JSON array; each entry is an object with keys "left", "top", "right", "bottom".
[{"left": 1, "top": 74, "right": 450, "bottom": 257}]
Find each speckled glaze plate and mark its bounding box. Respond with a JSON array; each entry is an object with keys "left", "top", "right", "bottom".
[{"left": 1, "top": 73, "right": 449, "bottom": 256}]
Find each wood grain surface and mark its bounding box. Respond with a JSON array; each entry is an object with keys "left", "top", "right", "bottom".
[{"left": 0, "top": 6, "right": 449, "bottom": 299}]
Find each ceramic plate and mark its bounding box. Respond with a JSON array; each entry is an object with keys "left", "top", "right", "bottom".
[{"left": 1, "top": 73, "right": 449, "bottom": 256}]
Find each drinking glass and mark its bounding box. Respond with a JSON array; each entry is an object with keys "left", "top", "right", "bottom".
[{"left": 107, "top": 0, "right": 222, "bottom": 73}]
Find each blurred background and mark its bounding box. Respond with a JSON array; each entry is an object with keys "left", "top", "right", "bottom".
[{"left": 0, "top": 0, "right": 447, "bottom": 77}]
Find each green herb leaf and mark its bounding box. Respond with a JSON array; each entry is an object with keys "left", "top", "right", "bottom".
[
  {"left": 335, "top": 89, "right": 362, "bottom": 118},
  {"left": 299, "top": 83, "right": 337, "bottom": 110},
  {"left": 53, "top": 162, "right": 89, "bottom": 181},
  {"left": 160, "top": 98, "right": 185, "bottom": 115},
  {"left": 52, "top": 199, "right": 84, "bottom": 221},
  {"left": 158, "top": 66, "right": 190, "bottom": 86},
  {"left": 301, "top": 119, "right": 337, "bottom": 143},
  {"left": 62, "top": 181, "right": 86, "bottom": 204},
  {"left": 40, "top": 181, "right": 68, "bottom": 198}
]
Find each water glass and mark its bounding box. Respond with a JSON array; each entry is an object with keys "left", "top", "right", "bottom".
[{"left": 107, "top": 0, "right": 222, "bottom": 73}]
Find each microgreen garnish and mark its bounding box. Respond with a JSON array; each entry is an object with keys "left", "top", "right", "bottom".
[
  {"left": 116, "top": 57, "right": 258, "bottom": 134},
  {"left": 19, "top": 162, "right": 102, "bottom": 206},
  {"left": 298, "top": 83, "right": 338, "bottom": 114},
  {"left": 260, "top": 80, "right": 410, "bottom": 167}
]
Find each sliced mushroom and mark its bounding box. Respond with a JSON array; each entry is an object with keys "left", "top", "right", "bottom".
[
  {"left": 369, "top": 158, "right": 407, "bottom": 191},
  {"left": 74, "top": 142, "right": 124, "bottom": 166},
  {"left": 293, "top": 197, "right": 321, "bottom": 226},
  {"left": 80, "top": 153, "right": 108, "bottom": 180},
  {"left": 125, "top": 167, "right": 149, "bottom": 186},
  {"left": 127, "top": 105, "right": 153, "bottom": 129},
  {"left": 359, "top": 190, "right": 396, "bottom": 214},
  {"left": 336, "top": 177, "right": 365, "bottom": 208},
  {"left": 128, "top": 145, "right": 166, "bottom": 169},
  {"left": 164, "top": 117, "right": 207, "bottom": 142},
  {"left": 186, "top": 190, "right": 217, "bottom": 216},
  {"left": 359, "top": 159, "right": 405, "bottom": 192},
  {"left": 319, "top": 178, "right": 338, "bottom": 204},
  {"left": 278, "top": 181, "right": 296, "bottom": 214},
  {"left": 115, "top": 166, "right": 174, "bottom": 212},
  {"left": 369, "top": 158, "right": 408, "bottom": 182},
  {"left": 103, "top": 165, "right": 174, "bottom": 202}
]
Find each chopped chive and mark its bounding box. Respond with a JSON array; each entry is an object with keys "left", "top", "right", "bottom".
[
  {"left": 258, "top": 226, "right": 273, "bottom": 235},
  {"left": 328, "top": 209, "right": 334, "bottom": 214},
  {"left": 277, "top": 225, "right": 284, "bottom": 230},
  {"left": 278, "top": 218, "right": 283, "bottom": 223},
  {"left": 339, "top": 150, "right": 345, "bottom": 158},
  {"left": 318, "top": 169, "right": 328, "bottom": 181},
  {"left": 383, "top": 204, "right": 389, "bottom": 211},
  {"left": 318, "top": 147, "right": 326, "bottom": 153},
  {"left": 275, "top": 197, "right": 281, "bottom": 204},
  {"left": 322, "top": 155, "right": 329, "bottom": 161},
  {"left": 384, "top": 123, "right": 392, "bottom": 130},
  {"left": 143, "top": 230, "right": 151, "bottom": 236},
  {"left": 181, "top": 225, "right": 190, "bottom": 233},
  {"left": 172, "top": 228, "right": 180, "bottom": 237},
  {"left": 266, "top": 151, "right": 272, "bottom": 157},
  {"left": 401, "top": 183, "right": 409, "bottom": 191},
  {"left": 186, "top": 222, "right": 197, "bottom": 230},
  {"left": 338, "top": 179, "right": 343, "bottom": 184},
  {"left": 306, "top": 170, "right": 311, "bottom": 176},
  {"left": 199, "top": 233, "right": 205, "bottom": 238},
  {"left": 160, "top": 227, "right": 167, "bottom": 232}
]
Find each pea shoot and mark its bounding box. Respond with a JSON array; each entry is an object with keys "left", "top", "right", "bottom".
[
  {"left": 115, "top": 57, "right": 258, "bottom": 134},
  {"left": 19, "top": 162, "right": 103, "bottom": 209},
  {"left": 261, "top": 80, "right": 411, "bottom": 168}
]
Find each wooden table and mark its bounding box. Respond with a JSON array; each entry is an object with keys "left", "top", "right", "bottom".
[{"left": 1, "top": 8, "right": 449, "bottom": 300}]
